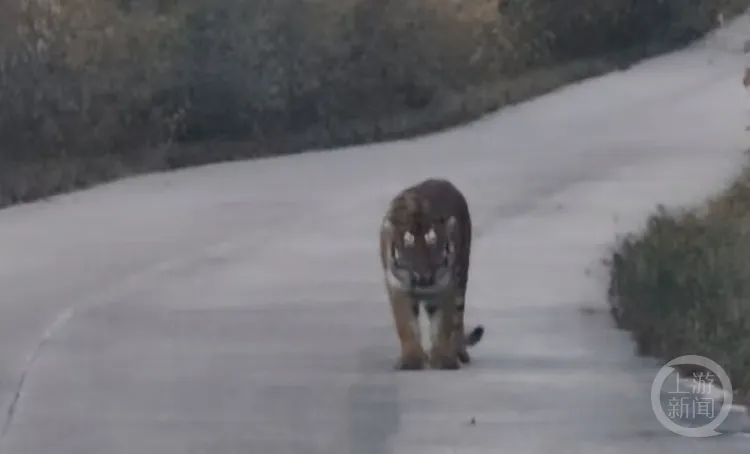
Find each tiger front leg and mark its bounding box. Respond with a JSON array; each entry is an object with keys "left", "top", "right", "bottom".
[
  {"left": 389, "top": 289, "right": 427, "bottom": 370},
  {"left": 426, "top": 299, "right": 460, "bottom": 370}
]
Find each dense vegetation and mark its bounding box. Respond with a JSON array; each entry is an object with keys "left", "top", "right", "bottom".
[
  {"left": 0, "top": 0, "right": 746, "bottom": 207},
  {"left": 608, "top": 164, "right": 750, "bottom": 400}
]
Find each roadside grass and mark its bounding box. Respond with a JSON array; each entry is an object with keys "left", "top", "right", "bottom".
[
  {"left": 0, "top": 0, "right": 747, "bottom": 209},
  {"left": 607, "top": 162, "right": 750, "bottom": 400}
]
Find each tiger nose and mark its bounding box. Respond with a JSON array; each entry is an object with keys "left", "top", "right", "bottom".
[{"left": 411, "top": 273, "right": 435, "bottom": 287}]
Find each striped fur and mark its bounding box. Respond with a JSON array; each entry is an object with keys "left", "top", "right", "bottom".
[{"left": 379, "top": 178, "right": 484, "bottom": 370}]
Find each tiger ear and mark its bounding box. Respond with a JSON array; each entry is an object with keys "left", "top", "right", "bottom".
[{"left": 445, "top": 216, "right": 457, "bottom": 236}]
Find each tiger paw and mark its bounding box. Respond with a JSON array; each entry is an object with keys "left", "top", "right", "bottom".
[
  {"left": 428, "top": 352, "right": 460, "bottom": 370},
  {"left": 394, "top": 353, "right": 426, "bottom": 371}
]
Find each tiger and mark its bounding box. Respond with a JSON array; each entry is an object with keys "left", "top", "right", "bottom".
[{"left": 379, "top": 178, "right": 485, "bottom": 370}]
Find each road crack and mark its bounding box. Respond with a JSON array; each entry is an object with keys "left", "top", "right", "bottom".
[{"left": 0, "top": 307, "right": 76, "bottom": 451}]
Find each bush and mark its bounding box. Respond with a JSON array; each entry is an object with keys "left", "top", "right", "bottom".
[
  {"left": 0, "top": 0, "right": 182, "bottom": 204},
  {"left": 498, "top": 0, "right": 736, "bottom": 66},
  {"left": 0, "top": 0, "right": 747, "bottom": 208},
  {"left": 607, "top": 165, "right": 750, "bottom": 394}
]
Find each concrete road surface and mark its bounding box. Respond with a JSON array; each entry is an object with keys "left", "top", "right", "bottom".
[{"left": 2, "top": 12, "right": 750, "bottom": 454}]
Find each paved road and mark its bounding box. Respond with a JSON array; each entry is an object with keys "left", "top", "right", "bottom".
[{"left": 1, "top": 14, "right": 750, "bottom": 454}]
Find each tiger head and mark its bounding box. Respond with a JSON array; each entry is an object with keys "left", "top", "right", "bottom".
[{"left": 382, "top": 215, "right": 458, "bottom": 294}]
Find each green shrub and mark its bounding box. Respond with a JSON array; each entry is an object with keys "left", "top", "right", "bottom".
[
  {"left": 0, "top": 0, "right": 747, "bottom": 208},
  {"left": 607, "top": 167, "right": 750, "bottom": 392},
  {"left": 497, "top": 0, "right": 734, "bottom": 66},
  {"left": 0, "top": 0, "right": 182, "bottom": 204}
]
